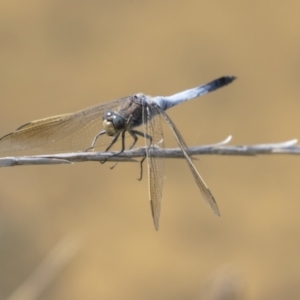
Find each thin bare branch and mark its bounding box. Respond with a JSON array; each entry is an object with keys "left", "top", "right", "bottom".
[{"left": 0, "top": 137, "right": 298, "bottom": 168}]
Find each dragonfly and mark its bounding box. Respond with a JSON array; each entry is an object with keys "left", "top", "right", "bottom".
[{"left": 0, "top": 76, "right": 236, "bottom": 230}]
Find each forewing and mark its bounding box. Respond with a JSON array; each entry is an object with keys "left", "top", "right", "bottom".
[
  {"left": 143, "top": 105, "right": 165, "bottom": 230},
  {"left": 0, "top": 97, "right": 128, "bottom": 152},
  {"left": 153, "top": 103, "right": 220, "bottom": 217}
]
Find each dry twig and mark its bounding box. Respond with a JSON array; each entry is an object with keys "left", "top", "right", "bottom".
[{"left": 0, "top": 136, "right": 298, "bottom": 168}]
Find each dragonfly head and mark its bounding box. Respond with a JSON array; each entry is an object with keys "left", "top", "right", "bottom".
[{"left": 102, "top": 111, "right": 127, "bottom": 136}]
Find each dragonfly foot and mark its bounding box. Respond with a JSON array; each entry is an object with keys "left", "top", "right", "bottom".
[
  {"left": 100, "top": 156, "right": 110, "bottom": 164},
  {"left": 110, "top": 162, "right": 118, "bottom": 169},
  {"left": 85, "top": 146, "right": 94, "bottom": 152}
]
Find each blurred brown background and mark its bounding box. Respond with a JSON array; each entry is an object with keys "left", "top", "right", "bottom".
[{"left": 1, "top": 1, "right": 300, "bottom": 299}]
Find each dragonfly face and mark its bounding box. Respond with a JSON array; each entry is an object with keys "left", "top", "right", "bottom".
[{"left": 102, "top": 111, "right": 128, "bottom": 136}]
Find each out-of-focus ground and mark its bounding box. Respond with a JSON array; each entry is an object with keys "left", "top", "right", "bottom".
[{"left": 0, "top": 1, "right": 300, "bottom": 299}]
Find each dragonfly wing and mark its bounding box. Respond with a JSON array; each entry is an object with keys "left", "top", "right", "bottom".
[
  {"left": 0, "top": 97, "right": 128, "bottom": 152},
  {"left": 144, "top": 105, "right": 165, "bottom": 230},
  {"left": 153, "top": 103, "right": 220, "bottom": 217}
]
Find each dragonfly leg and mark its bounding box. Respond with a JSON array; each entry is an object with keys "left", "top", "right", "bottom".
[
  {"left": 103, "top": 114, "right": 132, "bottom": 159},
  {"left": 107, "top": 131, "right": 128, "bottom": 168},
  {"left": 128, "top": 130, "right": 152, "bottom": 149},
  {"left": 127, "top": 130, "right": 139, "bottom": 149},
  {"left": 109, "top": 129, "right": 152, "bottom": 172},
  {"left": 104, "top": 133, "right": 121, "bottom": 152},
  {"left": 137, "top": 155, "right": 146, "bottom": 181},
  {"left": 100, "top": 132, "right": 122, "bottom": 164},
  {"left": 85, "top": 130, "right": 106, "bottom": 152},
  {"left": 129, "top": 130, "right": 152, "bottom": 181}
]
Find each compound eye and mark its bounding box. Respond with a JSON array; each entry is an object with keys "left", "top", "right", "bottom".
[
  {"left": 111, "top": 114, "right": 127, "bottom": 130},
  {"left": 103, "top": 110, "right": 114, "bottom": 120}
]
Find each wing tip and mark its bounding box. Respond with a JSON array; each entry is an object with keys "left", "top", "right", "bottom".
[
  {"left": 214, "top": 208, "right": 221, "bottom": 217},
  {"left": 150, "top": 200, "right": 160, "bottom": 231}
]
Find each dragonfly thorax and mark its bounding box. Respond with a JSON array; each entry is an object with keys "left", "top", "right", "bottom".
[{"left": 102, "top": 110, "right": 127, "bottom": 136}]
